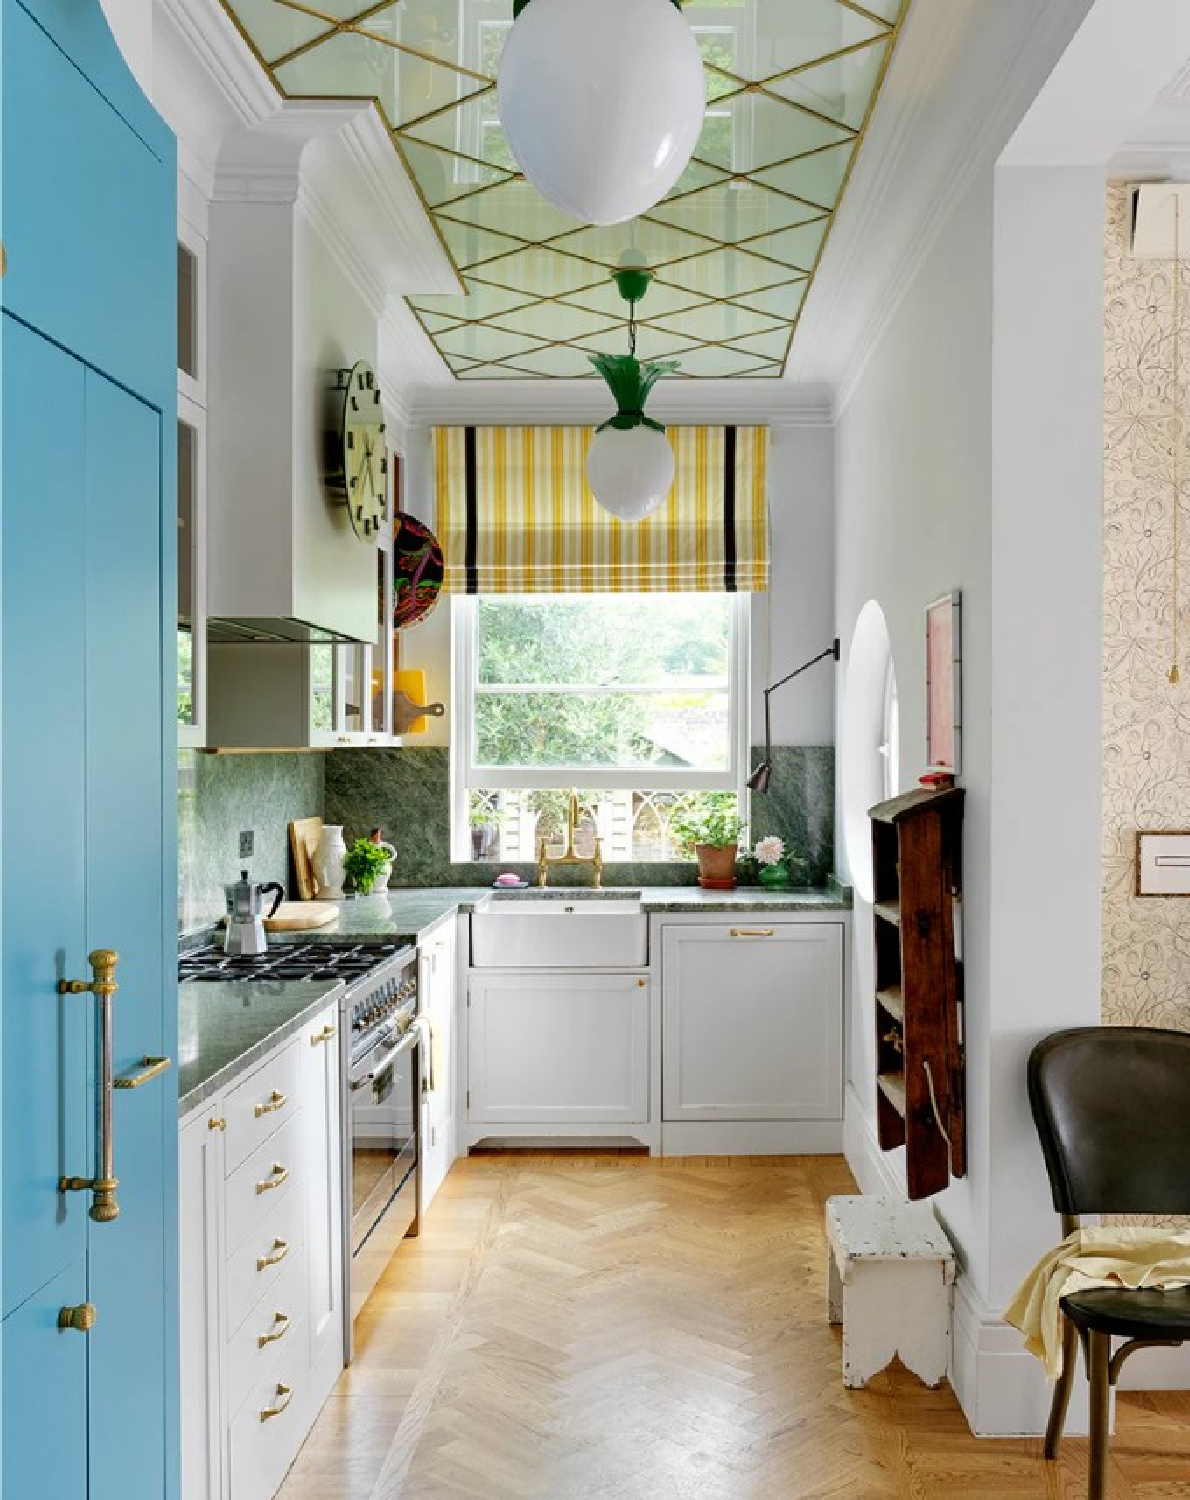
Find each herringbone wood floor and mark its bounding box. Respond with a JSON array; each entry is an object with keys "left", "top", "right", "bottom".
[{"left": 278, "top": 1155, "right": 1190, "bottom": 1499}]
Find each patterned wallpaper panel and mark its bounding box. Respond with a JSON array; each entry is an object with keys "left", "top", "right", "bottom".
[{"left": 1102, "top": 183, "right": 1190, "bottom": 1027}]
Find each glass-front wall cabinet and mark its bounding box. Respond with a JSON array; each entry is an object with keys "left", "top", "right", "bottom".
[{"left": 177, "top": 232, "right": 207, "bottom": 746}]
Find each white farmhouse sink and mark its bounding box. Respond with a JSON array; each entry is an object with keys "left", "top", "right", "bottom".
[{"left": 470, "top": 896, "right": 647, "bottom": 969}]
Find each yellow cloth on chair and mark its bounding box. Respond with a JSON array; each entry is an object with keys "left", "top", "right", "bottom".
[{"left": 1005, "top": 1226, "right": 1190, "bottom": 1380}]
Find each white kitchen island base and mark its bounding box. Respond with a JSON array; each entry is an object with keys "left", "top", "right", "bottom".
[{"left": 825, "top": 1194, "right": 955, "bottom": 1389}]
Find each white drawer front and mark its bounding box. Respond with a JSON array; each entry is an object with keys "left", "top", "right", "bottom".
[
  {"left": 223, "top": 1241, "right": 306, "bottom": 1418},
  {"left": 225, "top": 1185, "right": 304, "bottom": 1338},
  {"left": 227, "top": 1318, "right": 309, "bottom": 1500},
  {"left": 224, "top": 1111, "right": 303, "bottom": 1257},
  {"left": 223, "top": 1040, "right": 301, "bottom": 1176}
]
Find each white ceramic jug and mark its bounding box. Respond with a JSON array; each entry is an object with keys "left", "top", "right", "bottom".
[{"left": 314, "top": 824, "right": 347, "bottom": 899}]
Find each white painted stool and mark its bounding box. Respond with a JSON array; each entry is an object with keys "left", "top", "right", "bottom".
[{"left": 825, "top": 1194, "right": 955, "bottom": 1389}]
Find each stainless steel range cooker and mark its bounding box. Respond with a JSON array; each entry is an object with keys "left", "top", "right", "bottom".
[{"left": 179, "top": 938, "right": 422, "bottom": 1358}]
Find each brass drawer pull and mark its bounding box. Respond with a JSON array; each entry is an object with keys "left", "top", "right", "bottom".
[
  {"left": 730, "top": 927, "right": 776, "bottom": 938},
  {"left": 114, "top": 1055, "right": 171, "bottom": 1090},
  {"left": 254, "top": 1089, "right": 287, "bottom": 1119},
  {"left": 259, "top": 1383, "right": 293, "bottom": 1422},
  {"left": 255, "top": 1163, "right": 289, "bottom": 1196},
  {"left": 310, "top": 1025, "right": 336, "bottom": 1046},
  {"left": 208, "top": 1116, "right": 226, "bottom": 1132},
  {"left": 257, "top": 1311, "right": 291, "bottom": 1349},
  {"left": 58, "top": 1303, "right": 97, "bottom": 1333},
  {"left": 256, "top": 1238, "right": 289, "bottom": 1271}
]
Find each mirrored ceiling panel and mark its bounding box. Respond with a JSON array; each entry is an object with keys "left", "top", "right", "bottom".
[{"left": 219, "top": 0, "right": 908, "bottom": 378}]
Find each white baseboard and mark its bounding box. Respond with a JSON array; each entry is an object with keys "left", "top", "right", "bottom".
[
  {"left": 842, "top": 1081, "right": 905, "bottom": 1196},
  {"left": 1116, "top": 1342, "right": 1190, "bottom": 1390},
  {"left": 660, "top": 1119, "right": 843, "bottom": 1155}
]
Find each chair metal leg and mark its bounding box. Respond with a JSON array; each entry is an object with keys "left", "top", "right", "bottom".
[
  {"left": 1044, "top": 1315, "right": 1078, "bottom": 1458},
  {"left": 1087, "top": 1330, "right": 1111, "bottom": 1500}
]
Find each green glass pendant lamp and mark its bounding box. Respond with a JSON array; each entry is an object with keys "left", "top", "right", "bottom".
[{"left": 586, "top": 257, "right": 678, "bottom": 522}]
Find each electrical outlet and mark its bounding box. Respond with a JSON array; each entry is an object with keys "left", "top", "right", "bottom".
[{"left": 239, "top": 830, "right": 254, "bottom": 859}]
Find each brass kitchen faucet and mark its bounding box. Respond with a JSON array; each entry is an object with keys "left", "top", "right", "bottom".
[{"left": 537, "top": 791, "right": 603, "bottom": 888}]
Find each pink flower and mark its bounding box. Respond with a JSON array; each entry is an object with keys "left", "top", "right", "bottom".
[{"left": 754, "top": 835, "right": 785, "bottom": 866}]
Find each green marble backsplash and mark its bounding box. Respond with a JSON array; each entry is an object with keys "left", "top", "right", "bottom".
[
  {"left": 325, "top": 746, "right": 834, "bottom": 889},
  {"left": 179, "top": 750, "right": 324, "bottom": 934}
]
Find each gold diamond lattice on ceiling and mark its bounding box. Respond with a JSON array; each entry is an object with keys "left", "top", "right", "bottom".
[{"left": 222, "top": 0, "right": 908, "bottom": 378}]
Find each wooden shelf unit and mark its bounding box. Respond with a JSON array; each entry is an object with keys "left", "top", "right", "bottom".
[{"left": 869, "top": 785, "right": 965, "bottom": 1200}]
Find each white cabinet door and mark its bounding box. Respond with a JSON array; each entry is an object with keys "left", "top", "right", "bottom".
[
  {"left": 179, "top": 1107, "right": 225, "bottom": 1500},
  {"left": 420, "top": 923, "right": 456, "bottom": 1209},
  {"left": 662, "top": 923, "right": 844, "bottom": 1121},
  {"left": 299, "top": 1001, "right": 344, "bottom": 1406},
  {"left": 468, "top": 973, "right": 649, "bottom": 1124}
]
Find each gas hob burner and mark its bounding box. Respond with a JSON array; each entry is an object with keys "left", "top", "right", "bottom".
[{"left": 178, "top": 939, "right": 406, "bottom": 985}]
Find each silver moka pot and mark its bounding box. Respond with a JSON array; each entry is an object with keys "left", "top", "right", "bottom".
[{"left": 224, "top": 870, "right": 284, "bottom": 956}]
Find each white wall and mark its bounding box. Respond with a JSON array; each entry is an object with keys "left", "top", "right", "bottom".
[
  {"left": 398, "top": 420, "right": 837, "bottom": 754},
  {"left": 835, "top": 173, "right": 994, "bottom": 1310},
  {"left": 754, "top": 423, "right": 836, "bottom": 747}
]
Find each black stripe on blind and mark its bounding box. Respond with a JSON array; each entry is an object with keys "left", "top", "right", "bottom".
[
  {"left": 723, "top": 425, "right": 738, "bottom": 592},
  {"left": 464, "top": 426, "right": 479, "bottom": 594}
]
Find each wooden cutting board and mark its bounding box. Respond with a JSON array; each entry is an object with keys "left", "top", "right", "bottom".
[
  {"left": 264, "top": 901, "right": 339, "bottom": 932},
  {"left": 289, "top": 816, "right": 323, "bottom": 901}
]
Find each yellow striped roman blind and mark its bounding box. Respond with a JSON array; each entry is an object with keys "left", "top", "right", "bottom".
[{"left": 433, "top": 425, "right": 768, "bottom": 594}]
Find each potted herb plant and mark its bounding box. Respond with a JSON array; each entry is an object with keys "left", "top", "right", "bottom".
[
  {"left": 673, "top": 799, "right": 743, "bottom": 890},
  {"left": 343, "top": 836, "right": 391, "bottom": 896}
]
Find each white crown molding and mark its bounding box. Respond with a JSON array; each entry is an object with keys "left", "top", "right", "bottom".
[
  {"left": 157, "top": 0, "right": 278, "bottom": 129},
  {"left": 402, "top": 377, "right": 834, "bottom": 427},
  {"left": 788, "top": 0, "right": 1098, "bottom": 414}
]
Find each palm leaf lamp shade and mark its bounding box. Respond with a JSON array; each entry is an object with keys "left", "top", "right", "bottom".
[{"left": 586, "top": 260, "right": 678, "bottom": 522}]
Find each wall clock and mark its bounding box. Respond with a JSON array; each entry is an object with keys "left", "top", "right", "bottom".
[{"left": 328, "top": 360, "right": 388, "bottom": 541}]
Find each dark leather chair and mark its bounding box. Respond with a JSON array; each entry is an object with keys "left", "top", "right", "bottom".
[{"left": 1027, "top": 1027, "right": 1190, "bottom": 1500}]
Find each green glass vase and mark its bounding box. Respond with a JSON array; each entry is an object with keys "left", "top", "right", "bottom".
[{"left": 757, "top": 861, "right": 793, "bottom": 890}]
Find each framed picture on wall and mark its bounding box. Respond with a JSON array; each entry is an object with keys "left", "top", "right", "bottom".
[{"left": 926, "top": 590, "right": 962, "bottom": 775}]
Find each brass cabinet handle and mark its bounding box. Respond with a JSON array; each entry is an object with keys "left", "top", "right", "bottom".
[
  {"left": 58, "top": 1303, "right": 97, "bottom": 1333},
  {"left": 114, "top": 1055, "right": 171, "bottom": 1090},
  {"left": 256, "top": 1238, "right": 289, "bottom": 1272},
  {"left": 257, "top": 1311, "right": 291, "bottom": 1349},
  {"left": 58, "top": 949, "right": 120, "bottom": 1223},
  {"left": 259, "top": 1383, "right": 294, "bottom": 1422},
  {"left": 254, "top": 1089, "right": 287, "bottom": 1119},
  {"left": 637, "top": 979, "right": 647, "bottom": 988},
  {"left": 255, "top": 1163, "right": 289, "bottom": 1196},
  {"left": 730, "top": 928, "right": 776, "bottom": 938},
  {"left": 310, "top": 1025, "right": 336, "bottom": 1046},
  {"left": 208, "top": 1116, "right": 226, "bottom": 1132}
]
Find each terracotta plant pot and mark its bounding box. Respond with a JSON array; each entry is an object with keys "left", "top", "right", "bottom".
[{"left": 695, "top": 843, "right": 738, "bottom": 890}]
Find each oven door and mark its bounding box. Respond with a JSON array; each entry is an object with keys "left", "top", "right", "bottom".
[{"left": 348, "top": 1025, "right": 419, "bottom": 1259}]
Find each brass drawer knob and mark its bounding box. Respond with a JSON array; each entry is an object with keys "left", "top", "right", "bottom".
[
  {"left": 208, "top": 1116, "right": 226, "bottom": 1132},
  {"left": 257, "top": 1311, "right": 291, "bottom": 1349},
  {"left": 58, "top": 1303, "right": 97, "bottom": 1333},
  {"left": 255, "top": 1163, "right": 289, "bottom": 1196},
  {"left": 254, "top": 1089, "right": 287, "bottom": 1119},
  {"left": 259, "top": 1382, "right": 294, "bottom": 1422},
  {"left": 257, "top": 1238, "right": 289, "bottom": 1272}
]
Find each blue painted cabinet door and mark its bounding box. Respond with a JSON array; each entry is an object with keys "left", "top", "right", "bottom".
[
  {"left": 84, "top": 371, "right": 170, "bottom": 1500},
  {"left": 1, "top": 352, "right": 175, "bottom": 1500},
  {"left": 1, "top": 0, "right": 178, "bottom": 1492},
  {"left": 1, "top": 319, "right": 91, "bottom": 1500}
]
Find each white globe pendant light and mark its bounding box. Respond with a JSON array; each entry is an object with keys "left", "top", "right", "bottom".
[
  {"left": 497, "top": 0, "right": 705, "bottom": 226},
  {"left": 586, "top": 262, "right": 677, "bottom": 522},
  {"left": 587, "top": 425, "right": 675, "bottom": 522}
]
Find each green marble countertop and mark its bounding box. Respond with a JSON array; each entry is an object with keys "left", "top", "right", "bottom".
[
  {"left": 177, "top": 978, "right": 344, "bottom": 1118},
  {"left": 307, "top": 883, "right": 851, "bottom": 944}
]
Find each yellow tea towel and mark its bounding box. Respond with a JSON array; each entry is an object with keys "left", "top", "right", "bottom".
[{"left": 1005, "top": 1226, "right": 1190, "bottom": 1379}]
